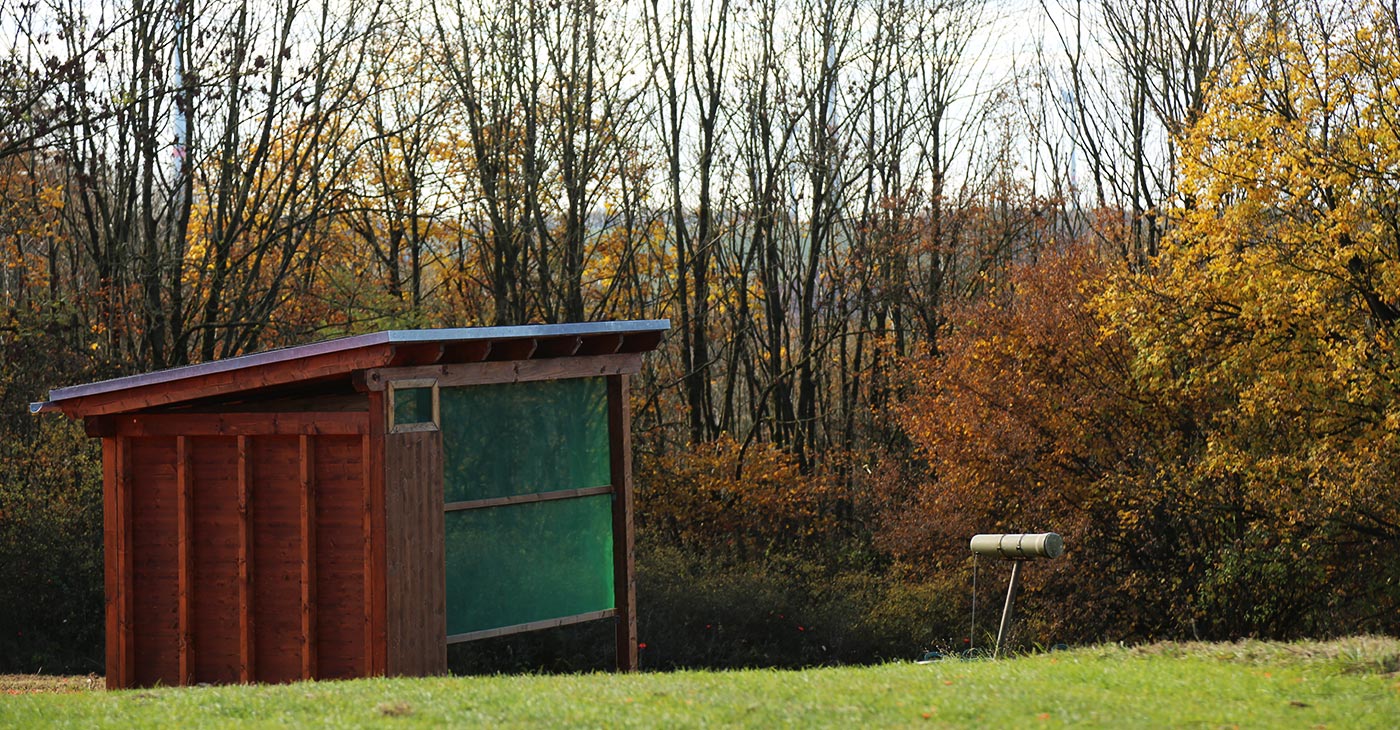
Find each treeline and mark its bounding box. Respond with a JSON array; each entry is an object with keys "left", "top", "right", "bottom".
[
  {"left": 3, "top": 0, "right": 1400, "bottom": 672},
  {"left": 2, "top": 0, "right": 1038, "bottom": 458}
]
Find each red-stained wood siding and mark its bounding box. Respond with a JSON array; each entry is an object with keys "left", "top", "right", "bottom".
[
  {"left": 251, "top": 437, "right": 303, "bottom": 684},
  {"left": 129, "top": 437, "right": 180, "bottom": 687},
  {"left": 111, "top": 413, "right": 373, "bottom": 688},
  {"left": 384, "top": 429, "right": 446, "bottom": 676},
  {"left": 190, "top": 436, "right": 242, "bottom": 684},
  {"left": 314, "top": 435, "right": 368, "bottom": 679}
]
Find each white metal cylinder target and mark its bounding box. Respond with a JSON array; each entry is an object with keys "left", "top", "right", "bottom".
[
  {"left": 969, "top": 532, "right": 1063, "bottom": 560},
  {"left": 967, "top": 532, "right": 1064, "bottom": 659}
]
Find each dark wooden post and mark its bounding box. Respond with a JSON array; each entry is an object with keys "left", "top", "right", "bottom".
[
  {"left": 299, "top": 435, "right": 318, "bottom": 680},
  {"left": 366, "top": 390, "right": 389, "bottom": 676},
  {"left": 608, "top": 375, "right": 638, "bottom": 671},
  {"left": 104, "top": 436, "right": 134, "bottom": 689},
  {"left": 177, "top": 436, "right": 194, "bottom": 685},
  {"left": 236, "top": 435, "right": 254, "bottom": 682}
]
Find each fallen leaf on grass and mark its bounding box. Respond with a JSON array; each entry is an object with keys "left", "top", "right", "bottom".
[
  {"left": 1289, "top": 700, "right": 1311, "bottom": 708},
  {"left": 1037, "top": 712, "right": 1051, "bottom": 720},
  {"left": 375, "top": 701, "right": 413, "bottom": 717}
]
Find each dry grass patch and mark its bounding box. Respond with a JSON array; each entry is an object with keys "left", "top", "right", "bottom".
[{"left": 0, "top": 674, "right": 101, "bottom": 694}]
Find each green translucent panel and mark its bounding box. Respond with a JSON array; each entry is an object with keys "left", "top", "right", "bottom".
[
  {"left": 440, "top": 378, "right": 609, "bottom": 503},
  {"left": 445, "top": 495, "right": 615, "bottom": 636},
  {"left": 393, "top": 386, "right": 434, "bottom": 426}
]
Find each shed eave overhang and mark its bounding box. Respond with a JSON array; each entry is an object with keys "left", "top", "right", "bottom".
[{"left": 37, "top": 320, "right": 669, "bottom": 418}]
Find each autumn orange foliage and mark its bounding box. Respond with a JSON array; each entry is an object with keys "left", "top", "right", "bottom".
[{"left": 636, "top": 435, "right": 846, "bottom": 557}]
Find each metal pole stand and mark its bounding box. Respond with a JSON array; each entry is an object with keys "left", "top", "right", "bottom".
[
  {"left": 968, "top": 532, "right": 1062, "bottom": 659},
  {"left": 993, "top": 560, "right": 1023, "bottom": 659}
]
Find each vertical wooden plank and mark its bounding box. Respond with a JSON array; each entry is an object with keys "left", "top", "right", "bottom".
[
  {"left": 177, "top": 436, "right": 193, "bottom": 685},
  {"left": 249, "top": 437, "right": 304, "bottom": 684},
  {"left": 365, "top": 389, "right": 386, "bottom": 676},
  {"left": 608, "top": 375, "right": 638, "bottom": 672},
  {"left": 299, "top": 435, "right": 317, "bottom": 680},
  {"left": 361, "top": 430, "right": 374, "bottom": 676},
  {"left": 385, "top": 434, "right": 404, "bottom": 675},
  {"left": 117, "top": 436, "right": 134, "bottom": 688},
  {"left": 102, "top": 438, "right": 119, "bottom": 690},
  {"left": 189, "top": 436, "right": 242, "bottom": 684},
  {"left": 429, "top": 433, "right": 445, "bottom": 673},
  {"left": 372, "top": 426, "right": 388, "bottom": 675},
  {"left": 384, "top": 429, "right": 445, "bottom": 677},
  {"left": 237, "top": 435, "right": 254, "bottom": 683},
  {"left": 311, "top": 434, "right": 371, "bottom": 680}
]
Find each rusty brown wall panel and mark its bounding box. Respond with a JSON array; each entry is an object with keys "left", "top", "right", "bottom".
[
  {"left": 189, "top": 437, "right": 242, "bottom": 684},
  {"left": 314, "top": 435, "right": 369, "bottom": 679},
  {"left": 108, "top": 413, "right": 376, "bottom": 688},
  {"left": 129, "top": 437, "right": 180, "bottom": 687},
  {"left": 250, "top": 437, "right": 302, "bottom": 684},
  {"left": 384, "top": 429, "right": 445, "bottom": 676}
]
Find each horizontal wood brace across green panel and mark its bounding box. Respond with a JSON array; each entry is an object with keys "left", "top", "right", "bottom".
[
  {"left": 443, "top": 485, "right": 614, "bottom": 512},
  {"left": 444, "top": 609, "right": 617, "bottom": 644}
]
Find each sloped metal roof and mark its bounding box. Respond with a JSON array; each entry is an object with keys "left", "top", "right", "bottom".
[{"left": 32, "top": 320, "right": 669, "bottom": 415}]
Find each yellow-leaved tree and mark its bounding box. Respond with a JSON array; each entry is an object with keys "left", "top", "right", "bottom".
[{"left": 1105, "top": 2, "right": 1400, "bottom": 630}]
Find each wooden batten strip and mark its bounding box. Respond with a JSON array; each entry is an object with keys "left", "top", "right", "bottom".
[
  {"left": 364, "top": 389, "right": 386, "bottom": 675},
  {"left": 445, "top": 609, "right": 617, "bottom": 645},
  {"left": 299, "top": 435, "right": 317, "bottom": 680},
  {"left": 361, "top": 430, "right": 374, "bottom": 676},
  {"left": 236, "top": 435, "right": 254, "bottom": 683},
  {"left": 608, "top": 375, "right": 638, "bottom": 672},
  {"left": 176, "top": 436, "right": 193, "bottom": 685},
  {"left": 443, "top": 485, "right": 614, "bottom": 513},
  {"left": 111, "top": 412, "right": 368, "bottom": 437},
  {"left": 361, "top": 353, "right": 644, "bottom": 392},
  {"left": 117, "top": 436, "right": 134, "bottom": 688},
  {"left": 371, "top": 428, "right": 388, "bottom": 676},
  {"left": 102, "top": 438, "right": 127, "bottom": 689},
  {"left": 102, "top": 439, "right": 117, "bottom": 689}
]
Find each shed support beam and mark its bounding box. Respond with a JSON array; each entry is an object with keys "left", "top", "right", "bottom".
[
  {"left": 104, "top": 437, "right": 134, "bottom": 689},
  {"left": 237, "top": 436, "right": 255, "bottom": 682},
  {"left": 177, "top": 436, "right": 194, "bottom": 685},
  {"left": 299, "top": 435, "right": 318, "bottom": 680},
  {"left": 608, "top": 375, "right": 638, "bottom": 671}
]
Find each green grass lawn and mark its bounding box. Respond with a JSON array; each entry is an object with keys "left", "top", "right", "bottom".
[{"left": 2, "top": 637, "right": 1398, "bottom": 728}]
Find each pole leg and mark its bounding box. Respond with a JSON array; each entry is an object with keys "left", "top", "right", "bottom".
[{"left": 994, "top": 561, "right": 1023, "bottom": 659}]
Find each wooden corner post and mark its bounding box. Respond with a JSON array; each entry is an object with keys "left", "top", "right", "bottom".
[
  {"left": 607, "top": 375, "right": 638, "bottom": 671},
  {"left": 103, "top": 436, "right": 134, "bottom": 689}
]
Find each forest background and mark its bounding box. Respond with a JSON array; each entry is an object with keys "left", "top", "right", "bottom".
[{"left": 3, "top": 0, "right": 1399, "bottom": 673}]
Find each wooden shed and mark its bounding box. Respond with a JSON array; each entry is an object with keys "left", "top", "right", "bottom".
[{"left": 31, "top": 320, "right": 669, "bottom": 689}]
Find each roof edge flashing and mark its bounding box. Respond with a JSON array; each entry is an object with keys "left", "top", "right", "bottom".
[{"left": 37, "top": 320, "right": 670, "bottom": 415}]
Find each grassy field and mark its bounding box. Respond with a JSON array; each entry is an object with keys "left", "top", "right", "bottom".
[{"left": 1, "top": 637, "right": 1397, "bottom": 728}]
